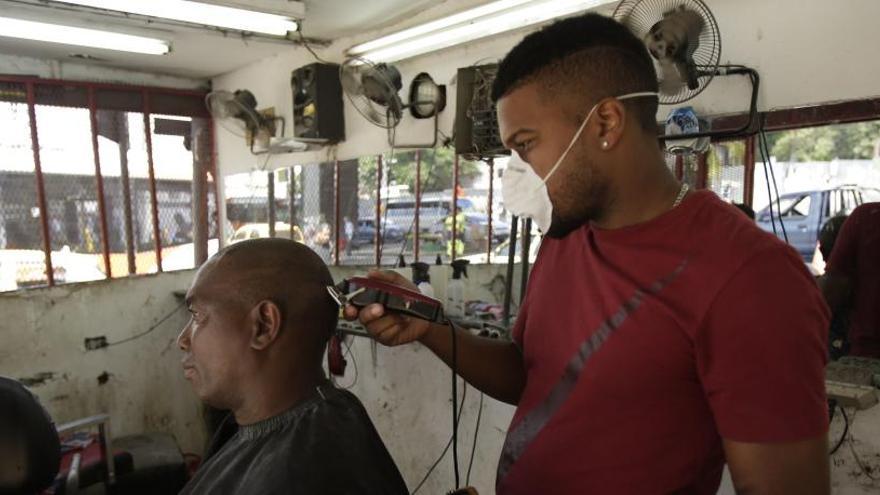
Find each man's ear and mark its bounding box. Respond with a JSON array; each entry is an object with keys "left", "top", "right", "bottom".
[
  {"left": 250, "top": 300, "right": 282, "bottom": 350},
  {"left": 594, "top": 99, "right": 626, "bottom": 150}
]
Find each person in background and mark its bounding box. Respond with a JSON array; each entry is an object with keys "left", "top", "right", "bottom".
[
  {"left": 818, "top": 215, "right": 848, "bottom": 264},
  {"left": 820, "top": 203, "right": 880, "bottom": 357},
  {"left": 819, "top": 215, "right": 851, "bottom": 360},
  {"left": 733, "top": 202, "right": 755, "bottom": 221},
  {"left": 344, "top": 216, "right": 355, "bottom": 256}
]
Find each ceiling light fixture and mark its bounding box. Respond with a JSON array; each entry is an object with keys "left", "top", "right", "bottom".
[
  {"left": 348, "top": 0, "right": 533, "bottom": 56},
  {"left": 55, "top": 0, "right": 299, "bottom": 36},
  {"left": 0, "top": 17, "right": 171, "bottom": 55},
  {"left": 348, "top": 0, "right": 614, "bottom": 63},
  {"left": 409, "top": 73, "right": 446, "bottom": 119}
]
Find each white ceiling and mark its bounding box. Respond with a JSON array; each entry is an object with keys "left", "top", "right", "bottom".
[{"left": 0, "top": 0, "right": 440, "bottom": 80}]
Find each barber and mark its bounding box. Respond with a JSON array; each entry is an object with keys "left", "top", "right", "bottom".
[{"left": 346, "top": 13, "right": 830, "bottom": 495}]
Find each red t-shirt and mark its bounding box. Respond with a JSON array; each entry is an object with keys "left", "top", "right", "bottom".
[
  {"left": 826, "top": 202, "right": 880, "bottom": 357},
  {"left": 497, "top": 190, "right": 829, "bottom": 495}
]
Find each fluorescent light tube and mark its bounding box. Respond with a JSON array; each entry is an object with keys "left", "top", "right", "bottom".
[
  {"left": 0, "top": 17, "right": 171, "bottom": 55},
  {"left": 350, "top": 0, "right": 611, "bottom": 63},
  {"left": 348, "top": 0, "right": 534, "bottom": 56},
  {"left": 57, "top": 0, "right": 298, "bottom": 36}
]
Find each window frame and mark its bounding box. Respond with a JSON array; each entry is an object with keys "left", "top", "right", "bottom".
[{"left": 0, "top": 75, "right": 215, "bottom": 290}]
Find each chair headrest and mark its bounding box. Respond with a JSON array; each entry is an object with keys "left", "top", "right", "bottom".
[{"left": 0, "top": 376, "right": 61, "bottom": 494}]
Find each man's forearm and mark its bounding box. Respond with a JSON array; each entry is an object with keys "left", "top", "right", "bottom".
[{"left": 419, "top": 322, "right": 526, "bottom": 405}]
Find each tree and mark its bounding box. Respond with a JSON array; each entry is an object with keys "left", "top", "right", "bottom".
[
  {"left": 358, "top": 146, "right": 482, "bottom": 196},
  {"left": 763, "top": 121, "right": 880, "bottom": 162}
]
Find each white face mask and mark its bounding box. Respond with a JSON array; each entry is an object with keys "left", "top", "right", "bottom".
[{"left": 501, "top": 92, "right": 658, "bottom": 233}]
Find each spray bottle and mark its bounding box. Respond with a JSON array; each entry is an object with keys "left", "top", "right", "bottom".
[
  {"left": 446, "top": 259, "right": 469, "bottom": 318},
  {"left": 411, "top": 262, "right": 434, "bottom": 298}
]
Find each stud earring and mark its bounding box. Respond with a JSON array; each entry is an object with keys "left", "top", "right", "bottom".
[{"left": 601, "top": 141, "right": 609, "bottom": 149}]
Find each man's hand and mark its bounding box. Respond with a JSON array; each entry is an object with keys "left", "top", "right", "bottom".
[
  {"left": 342, "top": 270, "right": 435, "bottom": 346},
  {"left": 342, "top": 269, "right": 526, "bottom": 405}
]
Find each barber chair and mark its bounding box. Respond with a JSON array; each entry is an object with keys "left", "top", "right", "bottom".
[
  {"left": 0, "top": 376, "right": 60, "bottom": 494},
  {"left": 0, "top": 377, "right": 185, "bottom": 495}
]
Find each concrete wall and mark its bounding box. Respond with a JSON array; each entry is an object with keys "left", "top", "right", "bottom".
[{"left": 0, "top": 270, "right": 206, "bottom": 454}]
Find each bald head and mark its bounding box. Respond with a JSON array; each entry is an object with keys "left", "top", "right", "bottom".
[
  {"left": 204, "top": 238, "right": 338, "bottom": 343},
  {"left": 179, "top": 238, "right": 339, "bottom": 418}
]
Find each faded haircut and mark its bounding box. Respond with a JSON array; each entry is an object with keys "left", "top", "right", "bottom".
[{"left": 492, "top": 13, "right": 659, "bottom": 130}]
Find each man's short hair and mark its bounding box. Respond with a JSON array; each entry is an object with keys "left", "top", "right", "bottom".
[{"left": 491, "top": 13, "right": 659, "bottom": 130}]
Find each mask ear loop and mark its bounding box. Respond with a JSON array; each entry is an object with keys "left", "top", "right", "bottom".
[{"left": 536, "top": 92, "right": 659, "bottom": 191}]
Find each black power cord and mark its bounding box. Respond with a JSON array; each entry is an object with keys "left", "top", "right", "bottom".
[
  {"left": 465, "top": 391, "right": 484, "bottom": 486},
  {"left": 758, "top": 129, "right": 779, "bottom": 237},
  {"left": 759, "top": 128, "right": 789, "bottom": 243},
  {"left": 450, "top": 319, "right": 461, "bottom": 490},
  {"left": 297, "top": 30, "right": 330, "bottom": 64},
  {"left": 411, "top": 378, "right": 467, "bottom": 495},
  {"left": 829, "top": 403, "right": 849, "bottom": 456},
  {"left": 99, "top": 303, "right": 184, "bottom": 348}
]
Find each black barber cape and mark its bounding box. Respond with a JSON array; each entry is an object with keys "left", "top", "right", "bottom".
[{"left": 180, "top": 386, "right": 408, "bottom": 495}]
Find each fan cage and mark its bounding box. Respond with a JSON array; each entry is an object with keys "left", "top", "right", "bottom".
[
  {"left": 340, "top": 57, "right": 403, "bottom": 130},
  {"left": 613, "top": 0, "right": 721, "bottom": 105}
]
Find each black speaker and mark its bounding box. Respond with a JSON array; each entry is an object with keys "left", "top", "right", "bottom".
[{"left": 291, "top": 63, "right": 345, "bottom": 144}]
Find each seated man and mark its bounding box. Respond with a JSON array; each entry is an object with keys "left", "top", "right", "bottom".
[{"left": 177, "top": 238, "right": 407, "bottom": 495}]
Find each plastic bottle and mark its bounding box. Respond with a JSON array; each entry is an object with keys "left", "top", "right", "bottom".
[
  {"left": 411, "top": 262, "right": 434, "bottom": 298},
  {"left": 446, "top": 259, "right": 469, "bottom": 318}
]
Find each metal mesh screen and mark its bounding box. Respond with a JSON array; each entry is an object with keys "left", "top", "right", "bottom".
[
  {"left": 150, "top": 114, "right": 200, "bottom": 271},
  {"left": 335, "top": 160, "right": 360, "bottom": 265},
  {"left": 0, "top": 82, "right": 48, "bottom": 290},
  {"left": 680, "top": 153, "right": 700, "bottom": 189},
  {"left": 456, "top": 156, "right": 492, "bottom": 260},
  {"left": 340, "top": 157, "right": 377, "bottom": 266},
  {"left": 0, "top": 81, "right": 211, "bottom": 289},
  {"left": 224, "top": 170, "right": 270, "bottom": 243},
  {"left": 380, "top": 151, "right": 417, "bottom": 266},
  {"left": 95, "top": 99, "right": 161, "bottom": 276},
  {"left": 312, "top": 161, "right": 335, "bottom": 265},
  {"left": 35, "top": 85, "right": 106, "bottom": 284},
  {"left": 707, "top": 141, "right": 746, "bottom": 204}
]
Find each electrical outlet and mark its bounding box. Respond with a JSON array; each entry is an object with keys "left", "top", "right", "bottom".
[{"left": 84, "top": 336, "right": 108, "bottom": 351}]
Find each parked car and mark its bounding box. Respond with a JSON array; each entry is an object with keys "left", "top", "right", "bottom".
[
  {"left": 385, "top": 194, "right": 479, "bottom": 243},
  {"left": 756, "top": 185, "right": 879, "bottom": 259},
  {"left": 426, "top": 210, "right": 512, "bottom": 245},
  {"left": 349, "top": 219, "right": 405, "bottom": 247}
]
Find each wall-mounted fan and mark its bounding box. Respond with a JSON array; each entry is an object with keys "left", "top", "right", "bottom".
[
  {"left": 340, "top": 57, "right": 446, "bottom": 148},
  {"left": 614, "top": 0, "right": 721, "bottom": 104},
  {"left": 614, "top": 0, "right": 760, "bottom": 143},
  {"left": 207, "top": 89, "right": 309, "bottom": 154}
]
